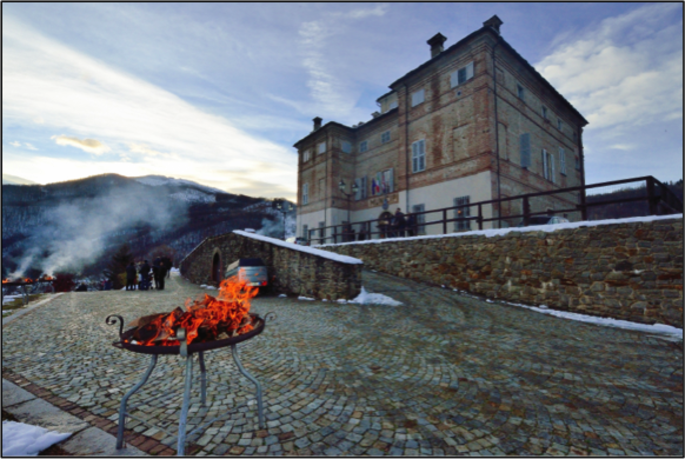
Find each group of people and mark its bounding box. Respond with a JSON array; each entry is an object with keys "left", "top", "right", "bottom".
[
  {"left": 378, "top": 208, "right": 418, "bottom": 238},
  {"left": 339, "top": 207, "right": 419, "bottom": 242},
  {"left": 125, "top": 257, "right": 172, "bottom": 291}
]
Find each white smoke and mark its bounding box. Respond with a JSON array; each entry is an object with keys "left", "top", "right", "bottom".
[
  {"left": 9, "top": 184, "right": 187, "bottom": 276},
  {"left": 256, "top": 212, "right": 296, "bottom": 240}
]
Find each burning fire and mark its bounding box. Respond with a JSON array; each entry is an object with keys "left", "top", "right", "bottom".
[
  {"left": 2, "top": 279, "right": 9, "bottom": 284},
  {"left": 128, "top": 277, "right": 258, "bottom": 346}
]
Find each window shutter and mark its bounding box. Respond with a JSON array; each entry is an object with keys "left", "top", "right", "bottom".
[
  {"left": 550, "top": 153, "right": 555, "bottom": 183},
  {"left": 520, "top": 133, "right": 531, "bottom": 168},
  {"left": 458, "top": 67, "right": 467, "bottom": 85},
  {"left": 450, "top": 71, "right": 458, "bottom": 88},
  {"left": 559, "top": 148, "right": 566, "bottom": 174},
  {"left": 542, "top": 150, "right": 548, "bottom": 180},
  {"left": 354, "top": 178, "right": 361, "bottom": 201},
  {"left": 466, "top": 61, "right": 474, "bottom": 80},
  {"left": 362, "top": 176, "right": 368, "bottom": 199},
  {"left": 387, "top": 168, "right": 394, "bottom": 193}
]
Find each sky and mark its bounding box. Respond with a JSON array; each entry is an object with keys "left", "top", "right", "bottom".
[{"left": 3, "top": 3, "right": 682, "bottom": 201}]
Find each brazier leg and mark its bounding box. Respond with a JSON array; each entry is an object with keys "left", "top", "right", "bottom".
[
  {"left": 199, "top": 351, "right": 207, "bottom": 406},
  {"left": 231, "top": 344, "right": 264, "bottom": 429},
  {"left": 177, "top": 355, "right": 194, "bottom": 455},
  {"left": 116, "top": 354, "right": 158, "bottom": 449}
]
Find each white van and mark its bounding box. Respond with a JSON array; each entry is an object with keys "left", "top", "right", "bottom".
[{"left": 225, "top": 258, "right": 268, "bottom": 287}]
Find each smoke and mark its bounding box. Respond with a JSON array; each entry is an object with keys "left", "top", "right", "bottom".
[
  {"left": 256, "top": 212, "right": 296, "bottom": 240},
  {"left": 9, "top": 184, "right": 188, "bottom": 276}
]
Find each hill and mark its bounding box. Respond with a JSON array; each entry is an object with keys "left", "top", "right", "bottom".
[
  {"left": 2, "top": 173, "right": 295, "bottom": 279},
  {"left": 587, "top": 179, "right": 683, "bottom": 220}
]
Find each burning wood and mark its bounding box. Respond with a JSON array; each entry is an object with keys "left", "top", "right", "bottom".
[{"left": 124, "top": 277, "right": 258, "bottom": 347}]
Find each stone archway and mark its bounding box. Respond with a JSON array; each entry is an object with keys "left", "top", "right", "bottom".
[{"left": 211, "top": 251, "right": 221, "bottom": 284}]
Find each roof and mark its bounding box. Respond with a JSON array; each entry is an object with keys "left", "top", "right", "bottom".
[
  {"left": 389, "top": 25, "right": 588, "bottom": 126},
  {"left": 293, "top": 108, "right": 398, "bottom": 148}
]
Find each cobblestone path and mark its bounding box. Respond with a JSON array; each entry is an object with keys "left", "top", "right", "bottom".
[{"left": 2, "top": 271, "right": 682, "bottom": 455}]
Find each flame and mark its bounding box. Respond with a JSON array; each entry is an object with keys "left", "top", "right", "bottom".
[
  {"left": 138, "top": 277, "right": 258, "bottom": 346},
  {"left": 2, "top": 279, "right": 9, "bottom": 284},
  {"left": 23, "top": 278, "right": 33, "bottom": 283}
]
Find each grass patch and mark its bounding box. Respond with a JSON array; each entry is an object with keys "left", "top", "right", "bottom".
[{"left": 2, "top": 294, "right": 44, "bottom": 311}]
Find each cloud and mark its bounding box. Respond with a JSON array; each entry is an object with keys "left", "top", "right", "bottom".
[
  {"left": 10, "top": 141, "right": 21, "bottom": 147},
  {"left": 25, "top": 143, "right": 38, "bottom": 150},
  {"left": 51, "top": 135, "right": 110, "bottom": 155},
  {"left": 2, "top": 16, "right": 297, "bottom": 199},
  {"left": 536, "top": 3, "right": 682, "bottom": 131}
]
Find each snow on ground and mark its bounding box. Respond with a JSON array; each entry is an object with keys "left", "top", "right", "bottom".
[
  {"left": 234, "top": 230, "right": 363, "bottom": 265},
  {"left": 3, "top": 294, "right": 22, "bottom": 305},
  {"left": 134, "top": 175, "right": 226, "bottom": 195},
  {"left": 347, "top": 287, "right": 402, "bottom": 306},
  {"left": 315, "top": 214, "right": 683, "bottom": 248},
  {"left": 503, "top": 300, "right": 683, "bottom": 340},
  {"left": 2, "top": 421, "right": 71, "bottom": 456}
]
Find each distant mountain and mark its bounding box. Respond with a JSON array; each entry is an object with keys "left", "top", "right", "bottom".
[
  {"left": 2, "top": 174, "right": 37, "bottom": 185},
  {"left": 2, "top": 173, "right": 295, "bottom": 279}
]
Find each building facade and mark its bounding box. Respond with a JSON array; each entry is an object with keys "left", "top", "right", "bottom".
[{"left": 294, "top": 16, "right": 588, "bottom": 242}]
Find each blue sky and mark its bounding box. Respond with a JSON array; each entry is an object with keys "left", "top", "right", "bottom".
[{"left": 3, "top": 3, "right": 682, "bottom": 200}]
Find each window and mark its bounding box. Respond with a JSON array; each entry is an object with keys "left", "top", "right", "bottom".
[
  {"left": 381, "top": 130, "right": 391, "bottom": 144},
  {"left": 354, "top": 176, "right": 368, "bottom": 201},
  {"left": 542, "top": 149, "right": 555, "bottom": 183},
  {"left": 317, "top": 142, "right": 326, "bottom": 154},
  {"left": 450, "top": 61, "right": 474, "bottom": 88},
  {"left": 341, "top": 141, "right": 352, "bottom": 154},
  {"left": 454, "top": 196, "right": 470, "bottom": 231},
  {"left": 557, "top": 119, "right": 563, "bottom": 131},
  {"left": 359, "top": 140, "right": 368, "bottom": 153},
  {"left": 412, "top": 204, "right": 426, "bottom": 235},
  {"left": 412, "top": 139, "right": 426, "bottom": 172},
  {"left": 318, "top": 178, "right": 325, "bottom": 196},
  {"left": 302, "top": 149, "right": 311, "bottom": 162},
  {"left": 519, "top": 133, "right": 531, "bottom": 169},
  {"left": 542, "top": 106, "right": 548, "bottom": 119},
  {"left": 517, "top": 84, "right": 525, "bottom": 100},
  {"left": 302, "top": 224, "right": 309, "bottom": 241},
  {"left": 302, "top": 183, "right": 309, "bottom": 205},
  {"left": 371, "top": 169, "right": 393, "bottom": 196},
  {"left": 411, "top": 89, "right": 425, "bottom": 107},
  {"left": 389, "top": 100, "right": 398, "bottom": 110},
  {"left": 559, "top": 147, "right": 567, "bottom": 175}
]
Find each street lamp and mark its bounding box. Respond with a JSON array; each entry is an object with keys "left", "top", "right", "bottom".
[
  {"left": 275, "top": 200, "right": 291, "bottom": 240},
  {"left": 338, "top": 179, "right": 359, "bottom": 228}
]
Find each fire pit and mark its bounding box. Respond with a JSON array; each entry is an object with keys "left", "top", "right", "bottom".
[
  {"left": 106, "top": 278, "right": 273, "bottom": 455},
  {"left": 2, "top": 277, "right": 55, "bottom": 305}
]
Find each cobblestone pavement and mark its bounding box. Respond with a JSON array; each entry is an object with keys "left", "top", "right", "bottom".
[{"left": 2, "top": 271, "right": 683, "bottom": 456}]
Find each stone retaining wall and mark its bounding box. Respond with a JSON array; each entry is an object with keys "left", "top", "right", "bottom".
[
  {"left": 319, "top": 217, "right": 683, "bottom": 327},
  {"left": 180, "top": 232, "right": 362, "bottom": 300}
]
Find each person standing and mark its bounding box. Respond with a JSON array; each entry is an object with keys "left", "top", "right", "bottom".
[
  {"left": 392, "top": 208, "right": 406, "bottom": 237},
  {"left": 125, "top": 262, "right": 137, "bottom": 291},
  {"left": 139, "top": 260, "right": 151, "bottom": 291}
]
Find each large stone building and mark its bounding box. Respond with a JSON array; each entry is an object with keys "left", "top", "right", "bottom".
[{"left": 294, "top": 16, "right": 588, "bottom": 242}]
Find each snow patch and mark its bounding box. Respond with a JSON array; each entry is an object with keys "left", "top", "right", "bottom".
[
  {"left": 169, "top": 189, "right": 216, "bottom": 203},
  {"left": 278, "top": 294, "right": 287, "bottom": 298},
  {"left": 2, "top": 421, "right": 72, "bottom": 456},
  {"left": 348, "top": 287, "right": 402, "bottom": 306},
  {"left": 298, "top": 296, "right": 315, "bottom": 301},
  {"left": 504, "top": 300, "right": 683, "bottom": 339},
  {"left": 233, "top": 230, "right": 363, "bottom": 265}
]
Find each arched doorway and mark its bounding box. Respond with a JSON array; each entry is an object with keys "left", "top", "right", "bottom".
[{"left": 212, "top": 252, "right": 221, "bottom": 283}]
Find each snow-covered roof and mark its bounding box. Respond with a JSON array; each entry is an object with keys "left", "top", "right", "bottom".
[
  {"left": 316, "top": 214, "right": 683, "bottom": 248},
  {"left": 233, "top": 230, "right": 363, "bottom": 265}
]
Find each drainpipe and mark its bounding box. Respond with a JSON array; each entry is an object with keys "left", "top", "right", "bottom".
[
  {"left": 404, "top": 84, "right": 410, "bottom": 212},
  {"left": 492, "top": 36, "right": 503, "bottom": 228},
  {"left": 579, "top": 126, "right": 587, "bottom": 221}
]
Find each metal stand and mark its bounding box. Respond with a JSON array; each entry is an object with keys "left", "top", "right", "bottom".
[{"left": 115, "top": 330, "right": 265, "bottom": 455}]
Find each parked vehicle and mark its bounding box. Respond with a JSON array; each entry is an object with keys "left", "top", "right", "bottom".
[
  {"left": 225, "top": 258, "right": 268, "bottom": 287},
  {"left": 518, "top": 215, "right": 570, "bottom": 227}
]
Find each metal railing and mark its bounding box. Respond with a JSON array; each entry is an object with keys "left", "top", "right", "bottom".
[{"left": 306, "top": 175, "right": 683, "bottom": 245}]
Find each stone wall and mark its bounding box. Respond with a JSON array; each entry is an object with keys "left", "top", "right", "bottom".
[
  {"left": 180, "top": 231, "right": 362, "bottom": 301},
  {"left": 319, "top": 217, "right": 683, "bottom": 327}
]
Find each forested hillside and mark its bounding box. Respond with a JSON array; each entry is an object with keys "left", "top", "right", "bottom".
[{"left": 2, "top": 174, "right": 295, "bottom": 279}]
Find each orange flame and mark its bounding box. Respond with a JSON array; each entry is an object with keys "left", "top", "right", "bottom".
[
  {"left": 138, "top": 277, "right": 258, "bottom": 346},
  {"left": 2, "top": 279, "right": 9, "bottom": 284}
]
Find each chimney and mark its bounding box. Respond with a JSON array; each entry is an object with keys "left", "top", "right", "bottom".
[
  {"left": 427, "top": 33, "right": 447, "bottom": 58},
  {"left": 313, "top": 117, "right": 322, "bottom": 131},
  {"left": 483, "top": 15, "right": 503, "bottom": 35}
]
